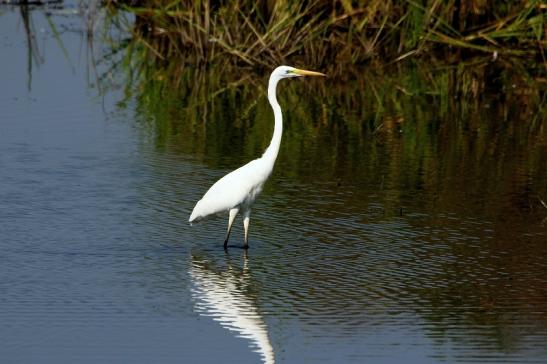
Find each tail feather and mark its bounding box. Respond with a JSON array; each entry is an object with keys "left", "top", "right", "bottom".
[{"left": 189, "top": 201, "right": 201, "bottom": 223}]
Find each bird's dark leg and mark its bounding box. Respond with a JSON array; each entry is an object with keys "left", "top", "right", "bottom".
[
  {"left": 243, "top": 215, "right": 250, "bottom": 249},
  {"left": 224, "top": 208, "right": 239, "bottom": 249}
]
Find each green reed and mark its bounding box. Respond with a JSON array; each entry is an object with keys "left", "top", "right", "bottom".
[
  {"left": 100, "top": 32, "right": 545, "bottom": 164},
  {"left": 104, "top": 0, "right": 547, "bottom": 71},
  {"left": 89, "top": 1, "right": 545, "bottom": 205},
  {"left": 78, "top": 1, "right": 547, "bottom": 258}
]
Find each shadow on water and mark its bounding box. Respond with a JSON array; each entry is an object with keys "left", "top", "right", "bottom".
[{"left": 190, "top": 252, "right": 275, "bottom": 364}]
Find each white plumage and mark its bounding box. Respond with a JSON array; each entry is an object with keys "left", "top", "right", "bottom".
[
  {"left": 189, "top": 159, "right": 269, "bottom": 222},
  {"left": 189, "top": 65, "right": 325, "bottom": 249}
]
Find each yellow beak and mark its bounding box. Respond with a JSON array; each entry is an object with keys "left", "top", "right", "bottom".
[{"left": 293, "top": 68, "right": 326, "bottom": 77}]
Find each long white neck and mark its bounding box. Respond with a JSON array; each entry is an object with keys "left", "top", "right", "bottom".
[{"left": 261, "top": 76, "right": 283, "bottom": 168}]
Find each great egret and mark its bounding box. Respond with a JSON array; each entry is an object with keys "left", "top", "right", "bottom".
[{"left": 189, "top": 65, "right": 325, "bottom": 249}]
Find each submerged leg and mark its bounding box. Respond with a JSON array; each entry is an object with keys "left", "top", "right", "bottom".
[
  {"left": 224, "top": 208, "right": 239, "bottom": 249},
  {"left": 243, "top": 211, "right": 251, "bottom": 249}
]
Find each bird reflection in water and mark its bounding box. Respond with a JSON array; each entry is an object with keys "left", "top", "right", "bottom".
[{"left": 189, "top": 252, "right": 275, "bottom": 364}]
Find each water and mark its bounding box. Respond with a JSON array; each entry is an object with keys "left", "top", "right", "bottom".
[{"left": 1, "top": 3, "right": 546, "bottom": 363}]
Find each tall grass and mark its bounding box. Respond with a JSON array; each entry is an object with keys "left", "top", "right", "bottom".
[
  {"left": 105, "top": 0, "right": 547, "bottom": 71},
  {"left": 86, "top": 0, "right": 546, "bottom": 141}
]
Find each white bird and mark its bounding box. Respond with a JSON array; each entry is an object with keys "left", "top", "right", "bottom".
[{"left": 189, "top": 65, "right": 325, "bottom": 249}]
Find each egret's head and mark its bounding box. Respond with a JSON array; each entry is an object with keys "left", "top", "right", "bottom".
[{"left": 272, "top": 65, "right": 326, "bottom": 80}]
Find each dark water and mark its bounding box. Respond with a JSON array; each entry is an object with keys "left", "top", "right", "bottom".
[{"left": 1, "top": 3, "right": 546, "bottom": 364}]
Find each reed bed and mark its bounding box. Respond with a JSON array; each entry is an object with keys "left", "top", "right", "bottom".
[
  {"left": 87, "top": 0, "right": 545, "bottom": 142},
  {"left": 84, "top": 1, "right": 546, "bottom": 214},
  {"left": 104, "top": 0, "right": 547, "bottom": 72}
]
